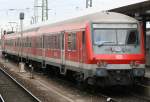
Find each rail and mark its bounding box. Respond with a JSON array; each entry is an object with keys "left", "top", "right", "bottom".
[
  {"left": 0, "top": 67, "right": 41, "bottom": 102},
  {"left": 0, "top": 94, "right": 5, "bottom": 102}
]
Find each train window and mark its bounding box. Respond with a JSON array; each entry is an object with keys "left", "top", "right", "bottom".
[
  {"left": 27, "top": 38, "right": 29, "bottom": 47},
  {"left": 22, "top": 39, "right": 23, "bottom": 47},
  {"left": 40, "top": 37, "right": 42, "bottom": 48},
  {"left": 25, "top": 38, "right": 27, "bottom": 47},
  {"left": 54, "top": 35, "right": 57, "bottom": 49},
  {"left": 126, "top": 30, "right": 138, "bottom": 45},
  {"left": 49, "top": 35, "right": 52, "bottom": 48},
  {"left": 57, "top": 34, "right": 60, "bottom": 49},
  {"left": 48, "top": 35, "right": 51, "bottom": 49},
  {"left": 45, "top": 35, "right": 48, "bottom": 48},
  {"left": 35, "top": 36, "right": 42, "bottom": 48},
  {"left": 61, "top": 33, "right": 64, "bottom": 50},
  {"left": 44, "top": 36, "right": 46, "bottom": 48},
  {"left": 24, "top": 38, "right": 26, "bottom": 47},
  {"left": 28, "top": 39, "right": 30, "bottom": 47},
  {"left": 72, "top": 33, "right": 76, "bottom": 50},
  {"left": 30, "top": 38, "right": 32, "bottom": 47},
  {"left": 82, "top": 31, "right": 85, "bottom": 47},
  {"left": 68, "top": 33, "right": 72, "bottom": 50},
  {"left": 44, "top": 34, "right": 61, "bottom": 49},
  {"left": 37, "top": 37, "right": 39, "bottom": 48},
  {"left": 51, "top": 35, "right": 54, "bottom": 49},
  {"left": 49, "top": 34, "right": 60, "bottom": 49},
  {"left": 47, "top": 36, "right": 48, "bottom": 48},
  {"left": 29, "top": 38, "right": 32, "bottom": 47},
  {"left": 68, "top": 32, "right": 76, "bottom": 50}
]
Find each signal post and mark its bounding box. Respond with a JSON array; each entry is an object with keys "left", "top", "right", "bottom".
[{"left": 19, "top": 12, "right": 26, "bottom": 73}]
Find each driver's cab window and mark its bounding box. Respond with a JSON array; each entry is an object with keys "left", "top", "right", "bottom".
[{"left": 126, "top": 30, "right": 138, "bottom": 45}]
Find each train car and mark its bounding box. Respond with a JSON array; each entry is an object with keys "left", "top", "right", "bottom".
[{"left": 2, "top": 11, "right": 145, "bottom": 86}]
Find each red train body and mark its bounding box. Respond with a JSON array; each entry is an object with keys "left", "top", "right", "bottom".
[{"left": 2, "top": 12, "right": 145, "bottom": 86}]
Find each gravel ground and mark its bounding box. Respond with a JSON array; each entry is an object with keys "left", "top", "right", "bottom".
[
  {"left": 0, "top": 58, "right": 108, "bottom": 102},
  {"left": 0, "top": 69, "right": 38, "bottom": 102},
  {"left": 0, "top": 57, "right": 150, "bottom": 102}
]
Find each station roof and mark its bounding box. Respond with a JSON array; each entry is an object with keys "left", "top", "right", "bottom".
[{"left": 110, "top": 0, "right": 150, "bottom": 21}]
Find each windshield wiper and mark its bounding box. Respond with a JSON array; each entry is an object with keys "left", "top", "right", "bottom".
[{"left": 94, "top": 41, "right": 115, "bottom": 47}]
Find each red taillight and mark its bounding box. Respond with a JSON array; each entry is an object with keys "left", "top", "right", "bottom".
[
  {"left": 134, "top": 61, "right": 140, "bottom": 67},
  {"left": 103, "top": 61, "right": 107, "bottom": 67},
  {"left": 97, "top": 61, "right": 107, "bottom": 67},
  {"left": 97, "top": 61, "right": 102, "bottom": 67},
  {"left": 130, "top": 61, "right": 140, "bottom": 67}
]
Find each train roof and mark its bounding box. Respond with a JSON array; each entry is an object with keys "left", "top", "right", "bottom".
[
  {"left": 25, "top": 11, "right": 138, "bottom": 30},
  {"left": 5, "top": 11, "right": 138, "bottom": 39}
]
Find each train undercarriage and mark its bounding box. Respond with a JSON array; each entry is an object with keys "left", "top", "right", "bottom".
[{"left": 2, "top": 51, "right": 145, "bottom": 87}]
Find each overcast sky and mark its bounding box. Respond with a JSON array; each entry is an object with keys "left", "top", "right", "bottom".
[{"left": 0, "top": 0, "right": 147, "bottom": 30}]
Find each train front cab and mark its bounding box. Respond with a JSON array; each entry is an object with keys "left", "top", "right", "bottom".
[{"left": 86, "top": 22, "right": 145, "bottom": 86}]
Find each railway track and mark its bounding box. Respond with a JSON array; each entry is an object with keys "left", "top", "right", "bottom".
[
  {"left": 85, "top": 78, "right": 150, "bottom": 102},
  {"left": 44, "top": 70, "right": 150, "bottom": 102},
  {"left": 0, "top": 67, "right": 41, "bottom": 102},
  {"left": 133, "top": 79, "right": 150, "bottom": 101},
  {"left": 97, "top": 89, "right": 150, "bottom": 102},
  {"left": 0, "top": 58, "right": 150, "bottom": 102},
  {"left": 42, "top": 72, "right": 150, "bottom": 102},
  {"left": 0, "top": 94, "right": 4, "bottom": 102}
]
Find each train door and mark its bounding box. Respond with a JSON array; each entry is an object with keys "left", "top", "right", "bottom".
[
  {"left": 78, "top": 31, "right": 85, "bottom": 68},
  {"left": 26, "top": 37, "right": 29, "bottom": 60},
  {"left": 42, "top": 34, "right": 46, "bottom": 68},
  {"left": 60, "top": 31, "right": 66, "bottom": 74},
  {"left": 26, "top": 37, "right": 29, "bottom": 63},
  {"left": 61, "top": 31, "right": 65, "bottom": 65},
  {"left": 17, "top": 38, "right": 20, "bottom": 57}
]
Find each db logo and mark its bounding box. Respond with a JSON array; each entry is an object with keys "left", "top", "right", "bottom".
[{"left": 116, "top": 55, "right": 123, "bottom": 59}]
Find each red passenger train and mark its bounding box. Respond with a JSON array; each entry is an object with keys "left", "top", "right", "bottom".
[{"left": 2, "top": 11, "right": 145, "bottom": 86}]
